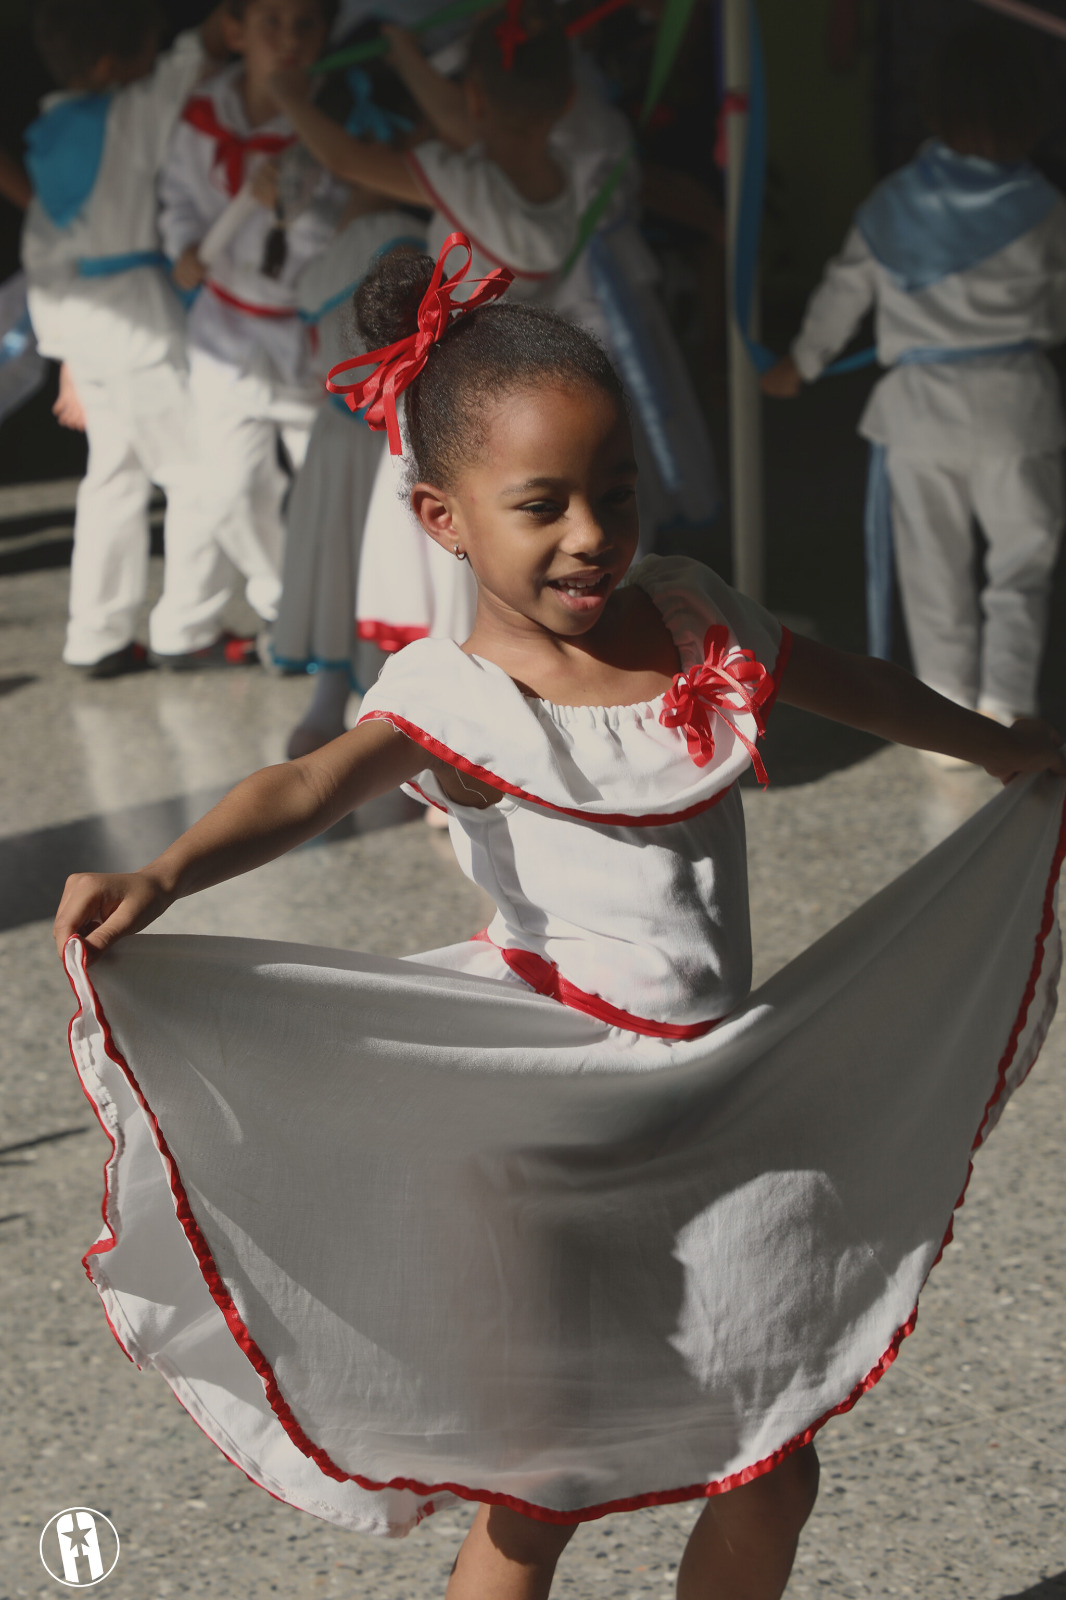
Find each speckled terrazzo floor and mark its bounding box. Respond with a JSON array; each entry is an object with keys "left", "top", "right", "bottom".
[{"left": 1, "top": 560, "right": 1063, "bottom": 1599}]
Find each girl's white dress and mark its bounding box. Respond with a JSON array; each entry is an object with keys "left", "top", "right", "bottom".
[
  {"left": 66, "top": 556, "right": 1064, "bottom": 1537},
  {"left": 271, "top": 211, "right": 425, "bottom": 683}
]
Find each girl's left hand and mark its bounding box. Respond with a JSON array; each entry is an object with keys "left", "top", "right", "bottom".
[
  {"left": 984, "top": 718, "right": 1066, "bottom": 784},
  {"left": 268, "top": 66, "right": 312, "bottom": 110}
]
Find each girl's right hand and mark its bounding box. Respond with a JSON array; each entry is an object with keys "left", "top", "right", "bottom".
[{"left": 54, "top": 871, "right": 174, "bottom": 963}]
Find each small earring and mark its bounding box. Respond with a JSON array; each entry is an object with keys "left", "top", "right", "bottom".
[{"left": 453, "top": 544, "right": 467, "bottom": 562}]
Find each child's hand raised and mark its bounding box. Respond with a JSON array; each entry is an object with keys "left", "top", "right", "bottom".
[
  {"left": 173, "top": 246, "right": 207, "bottom": 291},
  {"left": 761, "top": 356, "right": 802, "bottom": 399},
  {"left": 54, "top": 870, "right": 175, "bottom": 964},
  {"left": 982, "top": 718, "right": 1066, "bottom": 785},
  {"left": 268, "top": 65, "right": 313, "bottom": 112}
]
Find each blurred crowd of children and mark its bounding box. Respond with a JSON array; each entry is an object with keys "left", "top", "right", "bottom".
[
  {"left": 2, "top": 0, "right": 1064, "bottom": 764},
  {"left": 9, "top": 0, "right": 720, "bottom": 760}
]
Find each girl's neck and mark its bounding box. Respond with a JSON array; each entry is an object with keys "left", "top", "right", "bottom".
[
  {"left": 465, "top": 586, "right": 681, "bottom": 708},
  {"left": 239, "top": 71, "right": 281, "bottom": 130},
  {"left": 482, "top": 124, "right": 566, "bottom": 205}
]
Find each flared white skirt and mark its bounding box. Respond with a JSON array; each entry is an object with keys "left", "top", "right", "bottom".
[{"left": 65, "top": 771, "right": 1064, "bottom": 1536}]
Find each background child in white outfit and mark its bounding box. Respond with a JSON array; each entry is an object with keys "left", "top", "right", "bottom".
[
  {"left": 155, "top": 0, "right": 343, "bottom": 666},
  {"left": 21, "top": 0, "right": 226, "bottom": 676},
  {"left": 764, "top": 21, "right": 1066, "bottom": 727}
]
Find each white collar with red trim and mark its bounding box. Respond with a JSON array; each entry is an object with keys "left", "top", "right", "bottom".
[{"left": 355, "top": 555, "right": 789, "bottom": 823}]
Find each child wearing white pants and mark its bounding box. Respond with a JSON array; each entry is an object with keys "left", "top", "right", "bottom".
[
  {"left": 887, "top": 450, "right": 1063, "bottom": 723},
  {"left": 764, "top": 20, "right": 1066, "bottom": 724},
  {"left": 21, "top": 4, "right": 226, "bottom": 676},
  {"left": 156, "top": 0, "right": 343, "bottom": 664}
]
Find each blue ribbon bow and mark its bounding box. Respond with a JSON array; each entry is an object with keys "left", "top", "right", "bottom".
[{"left": 344, "top": 69, "right": 414, "bottom": 144}]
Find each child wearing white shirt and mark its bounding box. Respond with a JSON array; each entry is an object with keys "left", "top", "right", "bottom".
[
  {"left": 764, "top": 21, "right": 1066, "bottom": 729},
  {"left": 21, "top": 0, "right": 227, "bottom": 676},
  {"left": 154, "top": 0, "right": 343, "bottom": 667}
]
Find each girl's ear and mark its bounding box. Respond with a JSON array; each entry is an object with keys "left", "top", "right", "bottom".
[{"left": 410, "top": 483, "right": 460, "bottom": 552}]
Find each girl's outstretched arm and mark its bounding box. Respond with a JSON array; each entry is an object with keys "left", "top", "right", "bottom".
[
  {"left": 53, "top": 721, "right": 428, "bottom": 962},
  {"left": 382, "top": 25, "right": 476, "bottom": 149},
  {"left": 779, "top": 634, "right": 1066, "bottom": 781},
  {"left": 268, "top": 68, "right": 428, "bottom": 203}
]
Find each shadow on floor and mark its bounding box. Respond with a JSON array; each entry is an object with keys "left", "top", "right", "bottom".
[
  {"left": 748, "top": 701, "right": 885, "bottom": 789},
  {"left": 0, "top": 785, "right": 421, "bottom": 933},
  {"left": 1000, "top": 1575, "right": 1066, "bottom": 1600}
]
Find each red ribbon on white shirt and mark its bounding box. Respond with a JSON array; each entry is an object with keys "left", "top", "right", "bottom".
[
  {"left": 659, "top": 624, "right": 773, "bottom": 784},
  {"left": 182, "top": 97, "right": 295, "bottom": 196}
]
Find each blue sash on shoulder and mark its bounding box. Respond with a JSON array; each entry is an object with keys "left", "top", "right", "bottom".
[
  {"left": 856, "top": 141, "right": 1058, "bottom": 293},
  {"left": 864, "top": 341, "right": 1036, "bottom": 659},
  {"left": 25, "top": 94, "right": 111, "bottom": 228}
]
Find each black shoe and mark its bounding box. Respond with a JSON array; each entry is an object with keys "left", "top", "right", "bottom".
[
  {"left": 148, "top": 631, "right": 261, "bottom": 672},
  {"left": 74, "top": 642, "right": 153, "bottom": 680}
]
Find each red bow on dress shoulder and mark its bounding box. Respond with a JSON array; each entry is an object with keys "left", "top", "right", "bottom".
[
  {"left": 325, "top": 233, "right": 514, "bottom": 455},
  {"left": 659, "top": 624, "right": 774, "bottom": 785},
  {"left": 182, "top": 97, "right": 295, "bottom": 197}
]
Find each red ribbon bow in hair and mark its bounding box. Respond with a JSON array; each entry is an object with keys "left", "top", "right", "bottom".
[
  {"left": 325, "top": 233, "right": 514, "bottom": 455},
  {"left": 659, "top": 624, "right": 773, "bottom": 784},
  {"left": 182, "top": 98, "right": 295, "bottom": 196},
  {"left": 496, "top": 0, "right": 529, "bottom": 70}
]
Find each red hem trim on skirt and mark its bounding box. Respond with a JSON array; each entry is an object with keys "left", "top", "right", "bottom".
[{"left": 64, "top": 778, "right": 1066, "bottom": 1526}]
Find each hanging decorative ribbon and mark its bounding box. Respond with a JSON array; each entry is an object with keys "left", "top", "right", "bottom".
[
  {"left": 496, "top": 0, "right": 528, "bottom": 69},
  {"left": 728, "top": 3, "right": 875, "bottom": 379},
  {"left": 181, "top": 98, "right": 295, "bottom": 196},
  {"left": 344, "top": 69, "right": 414, "bottom": 142},
  {"left": 659, "top": 624, "right": 773, "bottom": 784},
  {"left": 325, "top": 232, "right": 513, "bottom": 454}
]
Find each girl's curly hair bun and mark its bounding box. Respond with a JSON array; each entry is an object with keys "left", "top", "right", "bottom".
[{"left": 354, "top": 251, "right": 436, "bottom": 350}]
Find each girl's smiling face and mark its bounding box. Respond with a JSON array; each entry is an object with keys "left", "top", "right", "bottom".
[{"left": 411, "top": 383, "right": 640, "bottom": 641}]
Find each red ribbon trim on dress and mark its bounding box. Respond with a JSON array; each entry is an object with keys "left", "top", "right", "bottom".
[
  {"left": 182, "top": 97, "right": 295, "bottom": 196},
  {"left": 404, "top": 154, "right": 559, "bottom": 283},
  {"left": 473, "top": 930, "right": 722, "bottom": 1040},
  {"left": 325, "top": 232, "right": 513, "bottom": 455},
  {"left": 660, "top": 623, "right": 776, "bottom": 785}
]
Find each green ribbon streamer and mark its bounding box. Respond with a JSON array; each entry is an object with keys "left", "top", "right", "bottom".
[
  {"left": 561, "top": 0, "right": 699, "bottom": 274},
  {"left": 311, "top": 0, "right": 500, "bottom": 73},
  {"left": 312, "top": 0, "right": 699, "bottom": 275}
]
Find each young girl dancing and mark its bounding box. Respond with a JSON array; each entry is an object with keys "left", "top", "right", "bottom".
[{"left": 57, "top": 238, "right": 1065, "bottom": 1600}]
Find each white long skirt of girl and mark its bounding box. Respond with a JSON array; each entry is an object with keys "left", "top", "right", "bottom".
[{"left": 66, "top": 770, "right": 1063, "bottom": 1537}]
